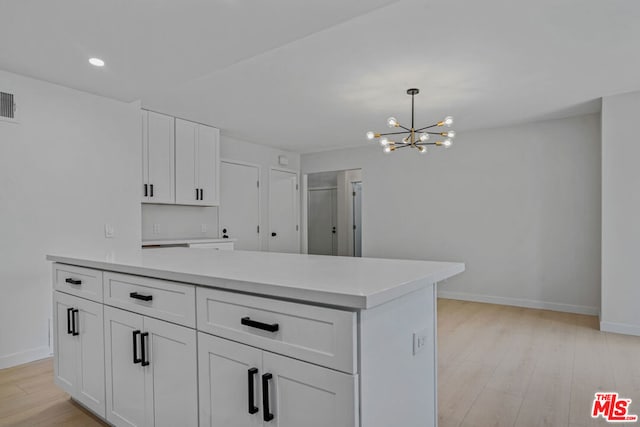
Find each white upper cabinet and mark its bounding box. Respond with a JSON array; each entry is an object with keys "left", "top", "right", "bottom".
[
  {"left": 142, "top": 110, "right": 175, "bottom": 204},
  {"left": 175, "top": 118, "right": 219, "bottom": 206}
]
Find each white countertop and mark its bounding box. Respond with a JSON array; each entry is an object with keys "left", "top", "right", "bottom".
[
  {"left": 47, "top": 249, "right": 464, "bottom": 309},
  {"left": 142, "top": 237, "right": 237, "bottom": 246}
]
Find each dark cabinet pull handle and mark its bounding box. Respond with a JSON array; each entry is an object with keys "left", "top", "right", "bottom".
[
  {"left": 72, "top": 309, "right": 79, "bottom": 336},
  {"left": 150, "top": 184, "right": 154, "bottom": 197},
  {"left": 141, "top": 332, "right": 150, "bottom": 366},
  {"left": 262, "top": 373, "right": 274, "bottom": 422},
  {"left": 195, "top": 188, "right": 199, "bottom": 200},
  {"left": 65, "top": 278, "right": 82, "bottom": 285},
  {"left": 132, "top": 330, "right": 142, "bottom": 364},
  {"left": 130, "top": 292, "right": 153, "bottom": 302},
  {"left": 66, "top": 307, "right": 73, "bottom": 335},
  {"left": 271, "top": 232, "right": 277, "bottom": 237},
  {"left": 200, "top": 188, "right": 203, "bottom": 200},
  {"left": 248, "top": 368, "right": 259, "bottom": 414},
  {"left": 241, "top": 317, "right": 279, "bottom": 333},
  {"left": 144, "top": 184, "right": 148, "bottom": 197}
]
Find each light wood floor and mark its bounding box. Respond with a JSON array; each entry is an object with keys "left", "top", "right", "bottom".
[
  {"left": 1, "top": 299, "right": 639, "bottom": 426},
  {"left": 438, "top": 299, "right": 640, "bottom": 427}
]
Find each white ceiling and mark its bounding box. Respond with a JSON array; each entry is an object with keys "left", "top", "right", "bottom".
[{"left": 2, "top": 0, "right": 640, "bottom": 152}]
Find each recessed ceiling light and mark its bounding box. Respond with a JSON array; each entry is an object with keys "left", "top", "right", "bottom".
[{"left": 89, "top": 57, "right": 105, "bottom": 67}]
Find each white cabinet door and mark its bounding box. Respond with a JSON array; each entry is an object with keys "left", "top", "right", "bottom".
[
  {"left": 105, "top": 306, "right": 146, "bottom": 427},
  {"left": 53, "top": 292, "right": 77, "bottom": 395},
  {"left": 220, "top": 161, "right": 260, "bottom": 251},
  {"left": 142, "top": 111, "right": 175, "bottom": 204},
  {"left": 198, "top": 333, "right": 262, "bottom": 427},
  {"left": 74, "top": 296, "right": 106, "bottom": 417},
  {"left": 53, "top": 292, "right": 106, "bottom": 417},
  {"left": 262, "top": 352, "right": 357, "bottom": 427},
  {"left": 175, "top": 118, "right": 198, "bottom": 206},
  {"left": 176, "top": 118, "right": 220, "bottom": 206},
  {"left": 197, "top": 124, "right": 219, "bottom": 206},
  {"left": 144, "top": 317, "right": 198, "bottom": 427},
  {"left": 269, "top": 169, "right": 299, "bottom": 253}
]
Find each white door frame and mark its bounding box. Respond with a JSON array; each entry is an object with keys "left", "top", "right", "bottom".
[
  {"left": 268, "top": 166, "right": 300, "bottom": 253},
  {"left": 220, "top": 158, "right": 262, "bottom": 250}
]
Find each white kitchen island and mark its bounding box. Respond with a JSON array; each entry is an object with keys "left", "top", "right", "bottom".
[{"left": 48, "top": 249, "right": 464, "bottom": 427}]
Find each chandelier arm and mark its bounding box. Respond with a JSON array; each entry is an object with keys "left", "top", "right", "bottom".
[
  {"left": 378, "top": 131, "right": 411, "bottom": 136},
  {"left": 415, "top": 124, "right": 440, "bottom": 132},
  {"left": 397, "top": 124, "right": 412, "bottom": 132},
  {"left": 416, "top": 142, "right": 436, "bottom": 146}
]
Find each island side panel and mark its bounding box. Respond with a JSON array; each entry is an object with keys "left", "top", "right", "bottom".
[{"left": 359, "top": 281, "right": 437, "bottom": 427}]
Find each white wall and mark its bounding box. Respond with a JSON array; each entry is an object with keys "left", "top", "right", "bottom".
[
  {"left": 141, "top": 204, "right": 219, "bottom": 241},
  {"left": 601, "top": 91, "right": 640, "bottom": 336},
  {"left": 302, "top": 114, "right": 601, "bottom": 314},
  {"left": 0, "top": 70, "right": 141, "bottom": 368}
]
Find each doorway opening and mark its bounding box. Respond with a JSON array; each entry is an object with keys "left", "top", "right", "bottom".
[{"left": 305, "top": 169, "right": 362, "bottom": 257}]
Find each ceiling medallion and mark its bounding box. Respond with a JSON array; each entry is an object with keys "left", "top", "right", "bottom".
[{"left": 366, "top": 88, "right": 456, "bottom": 154}]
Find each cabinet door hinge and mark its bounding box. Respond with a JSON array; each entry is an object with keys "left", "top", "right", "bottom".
[
  {"left": 296, "top": 225, "right": 299, "bottom": 231},
  {"left": 296, "top": 184, "right": 299, "bottom": 191},
  {"left": 257, "top": 225, "right": 260, "bottom": 233},
  {"left": 257, "top": 181, "right": 260, "bottom": 188}
]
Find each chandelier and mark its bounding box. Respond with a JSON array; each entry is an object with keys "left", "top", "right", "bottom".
[{"left": 366, "top": 88, "right": 456, "bottom": 154}]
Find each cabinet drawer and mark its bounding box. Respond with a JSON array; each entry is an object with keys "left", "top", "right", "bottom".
[
  {"left": 196, "top": 288, "right": 357, "bottom": 373},
  {"left": 53, "top": 263, "right": 103, "bottom": 303},
  {"left": 104, "top": 272, "right": 195, "bottom": 328}
]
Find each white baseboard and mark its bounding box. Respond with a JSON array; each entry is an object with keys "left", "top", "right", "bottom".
[
  {"left": 0, "top": 346, "right": 52, "bottom": 370},
  {"left": 437, "top": 290, "right": 599, "bottom": 316},
  {"left": 599, "top": 321, "right": 640, "bottom": 337}
]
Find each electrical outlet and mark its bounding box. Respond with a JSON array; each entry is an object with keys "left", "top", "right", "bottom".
[
  {"left": 201, "top": 224, "right": 207, "bottom": 233},
  {"left": 153, "top": 223, "right": 160, "bottom": 234},
  {"left": 104, "top": 224, "right": 115, "bottom": 238},
  {"left": 413, "top": 328, "right": 429, "bottom": 356}
]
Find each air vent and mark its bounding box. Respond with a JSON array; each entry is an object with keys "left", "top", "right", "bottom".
[{"left": 0, "top": 91, "right": 16, "bottom": 121}]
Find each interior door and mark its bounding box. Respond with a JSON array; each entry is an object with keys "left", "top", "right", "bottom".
[
  {"left": 75, "top": 297, "right": 106, "bottom": 416},
  {"left": 307, "top": 189, "right": 337, "bottom": 255},
  {"left": 198, "top": 333, "right": 263, "bottom": 427},
  {"left": 175, "top": 118, "right": 198, "bottom": 205},
  {"left": 144, "top": 317, "right": 198, "bottom": 427},
  {"left": 104, "top": 306, "right": 145, "bottom": 427},
  {"left": 220, "top": 161, "right": 260, "bottom": 251},
  {"left": 352, "top": 182, "right": 362, "bottom": 257},
  {"left": 269, "top": 169, "right": 299, "bottom": 253},
  {"left": 262, "top": 352, "right": 357, "bottom": 427},
  {"left": 197, "top": 125, "right": 219, "bottom": 206},
  {"left": 146, "top": 111, "right": 175, "bottom": 204},
  {"left": 53, "top": 292, "right": 77, "bottom": 395}
]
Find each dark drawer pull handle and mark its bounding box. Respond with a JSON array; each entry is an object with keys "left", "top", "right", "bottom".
[
  {"left": 130, "top": 292, "right": 153, "bottom": 302},
  {"left": 72, "top": 309, "right": 79, "bottom": 336},
  {"left": 65, "top": 278, "right": 82, "bottom": 285},
  {"left": 67, "top": 307, "right": 73, "bottom": 335},
  {"left": 144, "top": 184, "right": 148, "bottom": 197},
  {"left": 141, "top": 332, "right": 150, "bottom": 366},
  {"left": 150, "top": 184, "right": 154, "bottom": 197},
  {"left": 262, "top": 373, "right": 274, "bottom": 422},
  {"left": 132, "top": 330, "right": 142, "bottom": 364},
  {"left": 241, "top": 317, "right": 279, "bottom": 333},
  {"left": 248, "top": 368, "right": 259, "bottom": 414}
]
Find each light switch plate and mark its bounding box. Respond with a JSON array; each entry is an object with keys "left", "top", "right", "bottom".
[
  {"left": 413, "top": 327, "right": 429, "bottom": 356},
  {"left": 104, "top": 224, "right": 115, "bottom": 238}
]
